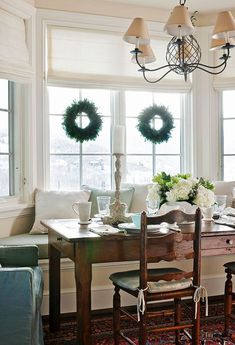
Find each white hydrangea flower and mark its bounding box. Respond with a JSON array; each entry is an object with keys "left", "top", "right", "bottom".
[
  {"left": 166, "top": 178, "right": 193, "bottom": 202},
  {"left": 193, "top": 185, "right": 215, "bottom": 207},
  {"left": 146, "top": 184, "right": 160, "bottom": 202}
]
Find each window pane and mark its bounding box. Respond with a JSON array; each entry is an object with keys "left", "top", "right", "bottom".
[
  {"left": 126, "top": 118, "right": 152, "bottom": 154},
  {"left": 48, "top": 86, "right": 80, "bottom": 114},
  {"left": 50, "top": 115, "right": 80, "bottom": 154},
  {"left": 125, "top": 91, "right": 152, "bottom": 117},
  {"left": 156, "top": 119, "right": 180, "bottom": 154},
  {"left": 223, "top": 119, "right": 235, "bottom": 154},
  {"left": 50, "top": 155, "right": 80, "bottom": 190},
  {"left": 224, "top": 156, "right": 235, "bottom": 180},
  {"left": 83, "top": 117, "right": 111, "bottom": 154},
  {"left": 81, "top": 89, "right": 111, "bottom": 115},
  {"left": 155, "top": 156, "right": 180, "bottom": 175},
  {"left": 0, "top": 79, "right": 8, "bottom": 109},
  {"left": 223, "top": 91, "right": 235, "bottom": 118},
  {"left": 82, "top": 155, "right": 111, "bottom": 189},
  {"left": 0, "top": 111, "right": 9, "bottom": 153},
  {"left": 153, "top": 93, "right": 181, "bottom": 118},
  {"left": 125, "top": 155, "right": 152, "bottom": 183},
  {"left": 0, "top": 156, "right": 9, "bottom": 196}
]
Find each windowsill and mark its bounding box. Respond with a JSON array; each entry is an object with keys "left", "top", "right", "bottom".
[{"left": 0, "top": 198, "right": 34, "bottom": 219}]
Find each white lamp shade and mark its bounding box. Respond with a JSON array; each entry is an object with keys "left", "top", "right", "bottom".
[
  {"left": 123, "top": 17, "right": 150, "bottom": 45},
  {"left": 210, "top": 37, "right": 235, "bottom": 51},
  {"left": 131, "top": 44, "right": 156, "bottom": 64},
  {"left": 212, "top": 11, "right": 235, "bottom": 39},
  {"left": 164, "top": 5, "right": 194, "bottom": 37}
]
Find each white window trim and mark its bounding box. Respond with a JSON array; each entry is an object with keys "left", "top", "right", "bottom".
[{"left": 0, "top": 1, "right": 36, "bottom": 215}]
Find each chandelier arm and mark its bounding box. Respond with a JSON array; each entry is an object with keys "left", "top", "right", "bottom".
[
  {"left": 143, "top": 64, "right": 180, "bottom": 72},
  {"left": 196, "top": 59, "right": 228, "bottom": 70},
  {"left": 195, "top": 61, "right": 228, "bottom": 75},
  {"left": 135, "top": 53, "right": 179, "bottom": 72},
  {"left": 142, "top": 66, "right": 179, "bottom": 83}
]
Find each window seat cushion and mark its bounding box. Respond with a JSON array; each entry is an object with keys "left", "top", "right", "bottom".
[{"left": 0, "top": 234, "right": 50, "bottom": 260}]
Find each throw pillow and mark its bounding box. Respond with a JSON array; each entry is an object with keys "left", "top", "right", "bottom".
[
  {"left": 121, "top": 183, "right": 148, "bottom": 213},
  {"left": 82, "top": 186, "right": 135, "bottom": 217},
  {"left": 30, "top": 189, "right": 91, "bottom": 234}
]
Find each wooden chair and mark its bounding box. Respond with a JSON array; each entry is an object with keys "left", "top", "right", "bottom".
[
  {"left": 109, "top": 208, "right": 203, "bottom": 345},
  {"left": 224, "top": 261, "right": 235, "bottom": 336}
]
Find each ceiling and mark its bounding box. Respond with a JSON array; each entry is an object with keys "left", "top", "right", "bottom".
[{"left": 104, "top": 0, "right": 235, "bottom": 14}]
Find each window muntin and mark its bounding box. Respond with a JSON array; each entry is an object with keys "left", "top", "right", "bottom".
[
  {"left": 48, "top": 86, "right": 112, "bottom": 190},
  {"left": 0, "top": 79, "right": 14, "bottom": 197},
  {"left": 48, "top": 86, "right": 187, "bottom": 189},
  {"left": 221, "top": 90, "right": 235, "bottom": 180},
  {"left": 125, "top": 90, "right": 184, "bottom": 184}
]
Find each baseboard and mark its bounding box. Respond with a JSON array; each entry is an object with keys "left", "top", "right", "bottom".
[
  {"left": 42, "top": 294, "right": 225, "bottom": 321},
  {"left": 41, "top": 274, "right": 226, "bottom": 315}
]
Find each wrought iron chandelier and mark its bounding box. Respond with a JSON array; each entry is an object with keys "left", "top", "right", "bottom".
[{"left": 123, "top": 0, "right": 235, "bottom": 83}]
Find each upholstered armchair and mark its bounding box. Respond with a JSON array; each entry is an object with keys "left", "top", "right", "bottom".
[{"left": 0, "top": 245, "right": 44, "bottom": 345}]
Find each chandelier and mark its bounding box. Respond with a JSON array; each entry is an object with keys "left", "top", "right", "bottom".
[{"left": 123, "top": 0, "right": 235, "bottom": 83}]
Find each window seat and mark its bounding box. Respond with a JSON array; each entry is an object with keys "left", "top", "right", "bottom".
[{"left": 0, "top": 234, "right": 50, "bottom": 260}]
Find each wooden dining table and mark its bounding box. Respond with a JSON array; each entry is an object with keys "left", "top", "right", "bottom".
[{"left": 41, "top": 218, "right": 235, "bottom": 345}]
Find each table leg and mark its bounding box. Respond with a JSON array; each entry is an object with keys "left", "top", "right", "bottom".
[
  {"left": 75, "top": 254, "right": 92, "bottom": 345},
  {"left": 49, "top": 243, "right": 61, "bottom": 332}
]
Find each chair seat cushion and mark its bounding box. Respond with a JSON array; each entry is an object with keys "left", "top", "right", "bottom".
[
  {"left": 110, "top": 268, "right": 191, "bottom": 293},
  {"left": 224, "top": 261, "right": 235, "bottom": 271}
]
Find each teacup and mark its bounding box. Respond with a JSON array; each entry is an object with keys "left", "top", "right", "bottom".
[
  {"left": 131, "top": 213, "right": 141, "bottom": 229},
  {"left": 72, "top": 201, "right": 92, "bottom": 223}
]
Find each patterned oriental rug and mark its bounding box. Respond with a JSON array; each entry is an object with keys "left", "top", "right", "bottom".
[{"left": 43, "top": 303, "right": 235, "bottom": 345}]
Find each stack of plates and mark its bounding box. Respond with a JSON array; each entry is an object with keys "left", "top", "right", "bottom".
[{"left": 118, "top": 223, "right": 164, "bottom": 234}]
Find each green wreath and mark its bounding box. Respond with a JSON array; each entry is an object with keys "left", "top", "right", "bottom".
[
  {"left": 62, "top": 99, "right": 102, "bottom": 143},
  {"left": 137, "top": 105, "right": 174, "bottom": 144}
]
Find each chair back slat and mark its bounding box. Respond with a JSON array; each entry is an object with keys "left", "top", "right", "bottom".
[{"left": 139, "top": 208, "right": 202, "bottom": 290}]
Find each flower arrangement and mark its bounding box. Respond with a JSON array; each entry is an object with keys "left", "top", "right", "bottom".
[{"left": 147, "top": 172, "right": 215, "bottom": 208}]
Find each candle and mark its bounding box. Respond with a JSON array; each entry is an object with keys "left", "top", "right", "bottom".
[{"left": 112, "top": 125, "right": 125, "bottom": 154}]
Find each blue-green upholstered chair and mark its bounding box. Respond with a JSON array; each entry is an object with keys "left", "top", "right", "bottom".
[{"left": 0, "top": 245, "right": 44, "bottom": 345}]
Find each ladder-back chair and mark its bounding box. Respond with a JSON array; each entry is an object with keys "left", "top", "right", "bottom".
[{"left": 109, "top": 208, "right": 203, "bottom": 345}]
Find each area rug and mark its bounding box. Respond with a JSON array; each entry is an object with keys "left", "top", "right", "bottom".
[{"left": 43, "top": 303, "right": 235, "bottom": 344}]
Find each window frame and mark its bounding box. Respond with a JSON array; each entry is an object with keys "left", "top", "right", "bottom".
[
  {"left": 220, "top": 89, "right": 235, "bottom": 181},
  {"left": 46, "top": 82, "right": 192, "bottom": 189},
  {"left": 0, "top": 80, "right": 15, "bottom": 197}
]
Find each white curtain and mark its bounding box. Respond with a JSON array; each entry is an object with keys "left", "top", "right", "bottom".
[
  {"left": 0, "top": 8, "right": 29, "bottom": 66},
  {"left": 47, "top": 25, "right": 181, "bottom": 82}
]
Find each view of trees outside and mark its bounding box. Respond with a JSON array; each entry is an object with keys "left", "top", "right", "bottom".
[
  {"left": 222, "top": 90, "right": 235, "bottom": 180},
  {"left": 0, "top": 79, "right": 10, "bottom": 196}
]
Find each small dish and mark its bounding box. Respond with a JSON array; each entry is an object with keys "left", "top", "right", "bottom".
[
  {"left": 78, "top": 220, "right": 92, "bottom": 225},
  {"left": 178, "top": 221, "right": 194, "bottom": 227}
]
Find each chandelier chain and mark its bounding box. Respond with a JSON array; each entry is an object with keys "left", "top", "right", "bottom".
[{"left": 180, "top": 0, "right": 186, "bottom": 6}]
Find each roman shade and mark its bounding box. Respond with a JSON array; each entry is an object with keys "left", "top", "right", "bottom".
[
  {"left": 47, "top": 25, "right": 181, "bottom": 83},
  {"left": 0, "top": 8, "right": 29, "bottom": 66}
]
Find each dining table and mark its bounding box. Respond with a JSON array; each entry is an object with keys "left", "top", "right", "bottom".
[{"left": 41, "top": 218, "right": 235, "bottom": 345}]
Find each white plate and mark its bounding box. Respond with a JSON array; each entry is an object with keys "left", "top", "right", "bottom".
[{"left": 118, "top": 223, "right": 161, "bottom": 233}]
